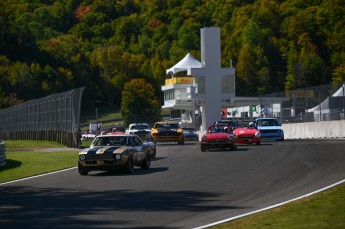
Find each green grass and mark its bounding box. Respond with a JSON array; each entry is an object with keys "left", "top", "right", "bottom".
[
  {"left": 212, "top": 182, "right": 345, "bottom": 229},
  {"left": 79, "top": 106, "right": 124, "bottom": 131},
  {"left": 1, "top": 140, "right": 345, "bottom": 229},
  {"left": 80, "top": 106, "right": 122, "bottom": 122},
  {"left": 0, "top": 140, "right": 79, "bottom": 183},
  {"left": 81, "top": 140, "right": 93, "bottom": 147}
]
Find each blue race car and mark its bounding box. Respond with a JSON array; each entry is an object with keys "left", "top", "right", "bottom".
[
  {"left": 255, "top": 118, "right": 284, "bottom": 141},
  {"left": 182, "top": 128, "right": 199, "bottom": 141}
]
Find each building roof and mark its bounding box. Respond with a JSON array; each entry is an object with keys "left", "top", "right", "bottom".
[{"left": 166, "top": 53, "right": 202, "bottom": 74}]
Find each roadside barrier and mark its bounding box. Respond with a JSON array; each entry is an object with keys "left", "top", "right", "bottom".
[
  {"left": 282, "top": 120, "right": 345, "bottom": 139},
  {"left": 0, "top": 140, "right": 5, "bottom": 166}
]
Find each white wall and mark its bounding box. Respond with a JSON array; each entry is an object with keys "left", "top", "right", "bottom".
[{"left": 282, "top": 120, "right": 345, "bottom": 139}]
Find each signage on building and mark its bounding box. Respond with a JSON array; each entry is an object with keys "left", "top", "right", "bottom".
[{"left": 165, "top": 77, "right": 194, "bottom": 85}]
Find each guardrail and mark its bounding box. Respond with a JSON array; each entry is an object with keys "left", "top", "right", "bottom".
[{"left": 0, "top": 140, "right": 6, "bottom": 166}]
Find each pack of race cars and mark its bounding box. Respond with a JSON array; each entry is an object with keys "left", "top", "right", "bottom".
[
  {"left": 78, "top": 118, "right": 284, "bottom": 175},
  {"left": 200, "top": 118, "right": 284, "bottom": 152}
]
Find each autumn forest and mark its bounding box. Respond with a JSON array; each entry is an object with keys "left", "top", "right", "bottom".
[{"left": 0, "top": 0, "right": 344, "bottom": 111}]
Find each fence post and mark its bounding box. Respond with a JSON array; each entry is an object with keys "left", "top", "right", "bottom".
[{"left": 0, "top": 140, "right": 6, "bottom": 167}]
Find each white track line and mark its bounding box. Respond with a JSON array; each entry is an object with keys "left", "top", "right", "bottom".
[
  {"left": 194, "top": 178, "right": 345, "bottom": 229},
  {"left": 0, "top": 167, "right": 76, "bottom": 185}
]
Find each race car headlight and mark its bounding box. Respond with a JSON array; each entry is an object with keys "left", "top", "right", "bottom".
[
  {"left": 79, "top": 155, "right": 86, "bottom": 160},
  {"left": 255, "top": 131, "right": 261, "bottom": 138},
  {"left": 114, "top": 154, "right": 121, "bottom": 160},
  {"left": 227, "top": 135, "right": 234, "bottom": 141}
]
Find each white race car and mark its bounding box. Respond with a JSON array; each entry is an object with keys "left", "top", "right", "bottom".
[
  {"left": 126, "top": 123, "right": 153, "bottom": 142},
  {"left": 81, "top": 131, "right": 97, "bottom": 141}
]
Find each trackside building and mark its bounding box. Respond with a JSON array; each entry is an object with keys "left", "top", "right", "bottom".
[{"left": 161, "top": 27, "right": 284, "bottom": 131}]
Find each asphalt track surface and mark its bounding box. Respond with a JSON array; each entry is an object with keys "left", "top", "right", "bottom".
[{"left": 1, "top": 139, "right": 345, "bottom": 228}]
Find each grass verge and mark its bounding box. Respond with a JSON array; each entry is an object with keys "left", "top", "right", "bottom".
[
  {"left": 0, "top": 140, "right": 79, "bottom": 183},
  {"left": 212, "top": 181, "right": 345, "bottom": 229}
]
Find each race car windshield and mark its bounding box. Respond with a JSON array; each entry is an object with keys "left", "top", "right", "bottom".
[
  {"left": 111, "top": 137, "right": 128, "bottom": 146},
  {"left": 208, "top": 126, "right": 226, "bottom": 133},
  {"left": 183, "top": 128, "right": 195, "bottom": 133},
  {"left": 156, "top": 123, "right": 179, "bottom": 129},
  {"left": 93, "top": 136, "right": 127, "bottom": 146},
  {"left": 257, "top": 119, "right": 279, "bottom": 126},
  {"left": 133, "top": 125, "right": 149, "bottom": 130},
  {"left": 168, "top": 124, "right": 179, "bottom": 129},
  {"left": 215, "top": 121, "right": 236, "bottom": 127}
]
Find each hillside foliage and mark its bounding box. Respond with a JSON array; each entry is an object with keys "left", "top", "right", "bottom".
[
  {"left": 0, "top": 0, "right": 344, "bottom": 110},
  {"left": 120, "top": 78, "right": 161, "bottom": 125}
]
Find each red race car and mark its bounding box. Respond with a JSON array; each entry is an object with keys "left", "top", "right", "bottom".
[
  {"left": 233, "top": 122, "right": 261, "bottom": 145},
  {"left": 200, "top": 124, "right": 237, "bottom": 152}
]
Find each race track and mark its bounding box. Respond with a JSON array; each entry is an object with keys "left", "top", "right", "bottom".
[{"left": 1, "top": 139, "right": 345, "bottom": 228}]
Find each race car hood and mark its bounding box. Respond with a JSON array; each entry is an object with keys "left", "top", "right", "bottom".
[
  {"left": 184, "top": 132, "right": 199, "bottom": 137},
  {"left": 203, "top": 132, "right": 232, "bottom": 140},
  {"left": 80, "top": 146, "right": 128, "bottom": 155},
  {"left": 131, "top": 129, "right": 151, "bottom": 133},
  {"left": 234, "top": 128, "right": 259, "bottom": 135},
  {"left": 156, "top": 128, "right": 180, "bottom": 133}
]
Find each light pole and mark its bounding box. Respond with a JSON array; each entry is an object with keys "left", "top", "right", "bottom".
[
  {"left": 96, "top": 108, "right": 98, "bottom": 135},
  {"left": 341, "top": 83, "right": 345, "bottom": 119}
]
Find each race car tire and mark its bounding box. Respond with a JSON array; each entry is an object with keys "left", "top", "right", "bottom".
[
  {"left": 124, "top": 155, "right": 134, "bottom": 173},
  {"left": 151, "top": 149, "right": 156, "bottom": 159},
  {"left": 229, "top": 143, "right": 235, "bottom": 151},
  {"left": 141, "top": 153, "right": 151, "bottom": 169},
  {"left": 201, "top": 145, "right": 206, "bottom": 152},
  {"left": 78, "top": 162, "right": 88, "bottom": 175}
]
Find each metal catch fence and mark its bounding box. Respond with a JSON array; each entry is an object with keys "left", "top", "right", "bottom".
[
  {"left": 258, "top": 83, "right": 345, "bottom": 124},
  {"left": 0, "top": 87, "right": 84, "bottom": 147}
]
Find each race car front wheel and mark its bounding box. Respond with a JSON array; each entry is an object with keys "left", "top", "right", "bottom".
[
  {"left": 78, "top": 162, "right": 89, "bottom": 175},
  {"left": 124, "top": 155, "right": 134, "bottom": 173}
]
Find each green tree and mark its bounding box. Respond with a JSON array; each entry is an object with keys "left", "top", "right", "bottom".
[
  {"left": 242, "top": 20, "right": 262, "bottom": 47},
  {"left": 110, "top": 14, "right": 143, "bottom": 46},
  {"left": 2, "top": 0, "right": 345, "bottom": 108},
  {"left": 39, "top": 34, "right": 83, "bottom": 65},
  {"left": 90, "top": 45, "right": 145, "bottom": 107},
  {"left": 121, "top": 78, "right": 161, "bottom": 126},
  {"left": 236, "top": 44, "right": 257, "bottom": 95},
  {"left": 285, "top": 45, "right": 299, "bottom": 91},
  {"left": 331, "top": 52, "right": 345, "bottom": 83},
  {"left": 257, "top": 67, "right": 271, "bottom": 95},
  {"left": 177, "top": 20, "right": 201, "bottom": 50}
]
